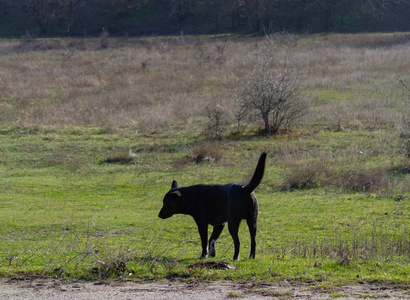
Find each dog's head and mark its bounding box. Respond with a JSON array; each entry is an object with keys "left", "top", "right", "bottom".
[{"left": 158, "top": 180, "right": 182, "bottom": 219}]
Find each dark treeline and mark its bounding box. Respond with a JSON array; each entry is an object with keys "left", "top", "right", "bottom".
[{"left": 1, "top": 0, "right": 409, "bottom": 38}]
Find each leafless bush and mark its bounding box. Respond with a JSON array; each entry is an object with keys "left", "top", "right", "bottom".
[
  {"left": 239, "top": 44, "right": 308, "bottom": 136},
  {"left": 203, "top": 102, "right": 228, "bottom": 140},
  {"left": 232, "top": 99, "right": 248, "bottom": 132}
]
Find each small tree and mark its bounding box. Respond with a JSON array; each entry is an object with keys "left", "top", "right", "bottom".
[
  {"left": 233, "top": 99, "right": 248, "bottom": 132},
  {"left": 239, "top": 55, "right": 308, "bottom": 136},
  {"left": 203, "top": 103, "right": 227, "bottom": 140}
]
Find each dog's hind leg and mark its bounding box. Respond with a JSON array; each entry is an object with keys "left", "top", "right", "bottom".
[
  {"left": 228, "top": 219, "right": 241, "bottom": 260},
  {"left": 208, "top": 224, "right": 224, "bottom": 257},
  {"left": 196, "top": 223, "right": 209, "bottom": 259},
  {"left": 247, "top": 217, "right": 257, "bottom": 259}
]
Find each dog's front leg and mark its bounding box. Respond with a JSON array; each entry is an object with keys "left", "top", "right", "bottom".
[{"left": 197, "top": 223, "right": 208, "bottom": 259}]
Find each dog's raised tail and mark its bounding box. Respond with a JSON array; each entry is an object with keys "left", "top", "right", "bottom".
[{"left": 243, "top": 152, "right": 267, "bottom": 194}]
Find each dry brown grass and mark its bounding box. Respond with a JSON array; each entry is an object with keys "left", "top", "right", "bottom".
[{"left": 0, "top": 34, "right": 409, "bottom": 133}]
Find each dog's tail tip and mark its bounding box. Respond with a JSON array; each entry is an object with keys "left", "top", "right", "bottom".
[{"left": 243, "top": 152, "right": 267, "bottom": 194}]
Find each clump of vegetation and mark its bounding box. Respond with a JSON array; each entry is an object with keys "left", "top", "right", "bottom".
[
  {"left": 171, "top": 142, "right": 223, "bottom": 169},
  {"left": 203, "top": 102, "right": 228, "bottom": 140},
  {"left": 280, "top": 161, "right": 329, "bottom": 191},
  {"left": 103, "top": 149, "right": 137, "bottom": 164},
  {"left": 189, "top": 142, "right": 223, "bottom": 163},
  {"left": 280, "top": 162, "right": 391, "bottom": 193},
  {"left": 338, "top": 168, "right": 390, "bottom": 193},
  {"left": 92, "top": 260, "right": 127, "bottom": 279}
]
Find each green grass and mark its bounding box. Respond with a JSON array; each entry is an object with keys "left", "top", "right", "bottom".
[
  {"left": 0, "top": 34, "right": 409, "bottom": 290},
  {"left": 0, "top": 125, "right": 408, "bottom": 286}
]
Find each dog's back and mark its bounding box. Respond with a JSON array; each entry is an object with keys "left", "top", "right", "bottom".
[{"left": 172, "top": 183, "right": 231, "bottom": 225}]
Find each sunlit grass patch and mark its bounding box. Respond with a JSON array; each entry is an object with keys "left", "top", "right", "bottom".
[{"left": 0, "top": 34, "right": 409, "bottom": 288}]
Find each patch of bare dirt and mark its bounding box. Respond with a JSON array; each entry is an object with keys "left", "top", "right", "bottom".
[{"left": 0, "top": 278, "right": 408, "bottom": 299}]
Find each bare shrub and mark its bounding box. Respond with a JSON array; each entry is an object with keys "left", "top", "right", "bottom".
[
  {"left": 239, "top": 43, "right": 308, "bottom": 136},
  {"left": 189, "top": 142, "right": 222, "bottom": 163},
  {"left": 232, "top": 99, "right": 248, "bottom": 132},
  {"left": 203, "top": 102, "right": 228, "bottom": 140}
]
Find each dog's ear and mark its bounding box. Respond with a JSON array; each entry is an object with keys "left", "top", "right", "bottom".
[
  {"left": 170, "top": 190, "right": 181, "bottom": 197},
  {"left": 171, "top": 180, "right": 179, "bottom": 189}
]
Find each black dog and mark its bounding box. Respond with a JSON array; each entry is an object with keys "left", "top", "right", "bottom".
[{"left": 158, "top": 152, "right": 267, "bottom": 260}]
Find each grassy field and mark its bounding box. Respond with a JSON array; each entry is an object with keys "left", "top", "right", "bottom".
[{"left": 0, "top": 33, "right": 409, "bottom": 289}]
